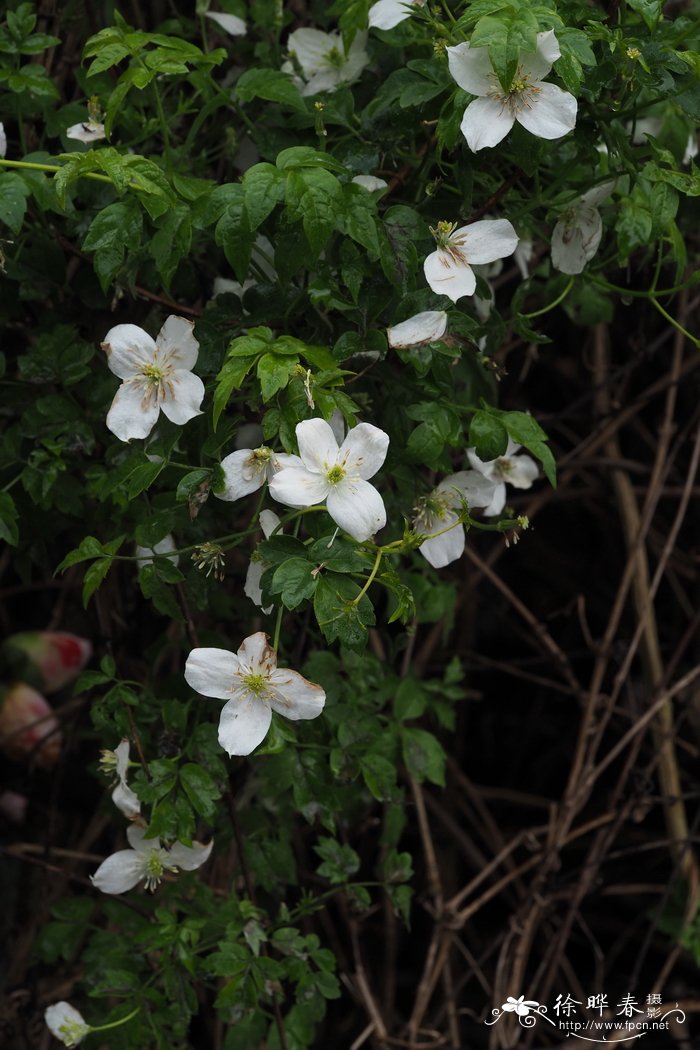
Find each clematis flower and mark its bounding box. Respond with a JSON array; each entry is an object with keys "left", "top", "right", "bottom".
[
  {"left": 0, "top": 631, "right": 91, "bottom": 693},
  {"left": 467, "top": 439, "right": 539, "bottom": 516},
  {"left": 185, "top": 632, "right": 326, "bottom": 757},
  {"left": 283, "top": 28, "right": 369, "bottom": 96},
  {"left": 101, "top": 315, "right": 204, "bottom": 442},
  {"left": 205, "top": 10, "right": 246, "bottom": 36},
  {"left": 135, "top": 534, "right": 179, "bottom": 566},
  {"left": 387, "top": 310, "right": 447, "bottom": 348},
  {"left": 447, "top": 31, "right": 577, "bottom": 151},
  {"left": 351, "top": 174, "right": 389, "bottom": 193},
  {"left": 369, "top": 0, "right": 426, "bottom": 29},
  {"left": 91, "top": 824, "right": 213, "bottom": 894},
  {"left": 413, "top": 471, "right": 498, "bottom": 568},
  {"left": 216, "top": 445, "right": 301, "bottom": 502},
  {"left": 269, "top": 417, "right": 390, "bottom": 542},
  {"left": 66, "top": 120, "right": 105, "bottom": 143},
  {"left": 424, "top": 219, "right": 518, "bottom": 302},
  {"left": 100, "top": 739, "right": 141, "bottom": 819},
  {"left": 551, "top": 182, "right": 615, "bottom": 275},
  {"left": 45, "top": 1002, "right": 91, "bottom": 1047},
  {"left": 245, "top": 509, "right": 281, "bottom": 612},
  {"left": 0, "top": 683, "right": 61, "bottom": 768}
]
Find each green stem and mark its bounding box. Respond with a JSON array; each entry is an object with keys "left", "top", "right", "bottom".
[
  {"left": 90, "top": 1006, "right": 141, "bottom": 1035},
  {"left": 352, "top": 548, "right": 383, "bottom": 605},
  {"left": 272, "top": 603, "right": 284, "bottom": 652},
  {"left": 151, "top": 79, "right": 173, "bottom": 169},
  {"left": 522, "top": 277, "right": 574, "bottom": 320},
  {"left": 0, "top": 157, "right": 125, "bottom": 188},
  {"left": 649, "top": 297, "right": 700, "bottom": 348}
]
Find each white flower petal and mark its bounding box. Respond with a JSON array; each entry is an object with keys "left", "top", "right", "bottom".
[
  {"left": 135, "top": 534, "right": 179, "bottom": 567},
  {"left": 454, "top": 219, "right": 518, "bottom": 267},
  {"left": 424, "top": 248, "right": 476, "bottom": 302},
  {"left": 156, "top": 315, "right": 199, "bottom": 371},
  {"left": 237, "top": 631, "right": 276, "bottom": 674},
  {"left": 66, "top": 121, "right": 105, "bottom": 143},
  {"left": 483, "top": 481, "right": 507, "bottom": 517},
  {"left": 326, "top": 479, "right": 386, "bottom": 541},
  {"left": 244, "top": 559, "right": 266, "bottom": 608},
  {"left": 169, "top": 838, "right": 214, "bottom": 871},
  {"left": 504, "top": 454, "right": 539, "bottom": 488},
  {"left": 339, "top": 422, "right": 389, "bottom": 480},
  {"left": 114, "top": 739, "right": 130, "bottom": 780},
  {"left": 352, "top": 174, "right": 388, "bottom": 192},
  {"left": 447, "top": 41, "right": 493, "bottom": 95},
  {"left": 205, "top": 10, "right": 247, "bottom": 35},
  {"left": 45, "top": 1002, "right": 89, "bottom": 1045},
  {"left": 369, "top": 0, "right": 417, "bottom": 30},
  {"left": 514, "top": 239, "right": 534, "bottom": 279},
  {"left": 102, "top": 324, "right": 157, "bottom": 379},
  {"left": 0, "top": 122, "right": 6, "bottom": 158},
  {"left": 516, "top": 82, "right": 577, "bottom": 140},
  {"left": 112, "top": 780, "right": 141, "bottom": 819},
  {"left": 158, "top": 370, "right": 205, "bottom": 426},
  {"left": 297, "top": 417, "right": 339, "bottom": 472},
  {"left": 106, "top": 381, "right": 160, "bottom": 441},
  {"left": 217, "top": 449, "right": 267, "bottom": 501},
  {"left": 287, "top": 28, "right": 337, "bottom": 77},
  {"left": 91, "top": 849, "right": 147, "bottom": 894},
  {"left": 218, "top": 694, "right": 272, "bottom": 756},
  {"left": 461, "top": 95, "right": 515, "bottom": 150},
  {"left": 519, "top": 29, "right": 560, "bottom": 82},
  {"left": 419, "top": 516, "right": 465, "bottom": 569},
  {"left": 301, "top": 69, "right": 342, "bottom": 96},
  {"left": 387, "top": 310, "right": 448, "bottom": 348},
  {"left": 551, "top": 208, "right": 602, "bottom": 275},
  {"left": 328, "top": 408, "right": 346, "bottom": 446},
  {"left": 581, "top": 180, "right": 615, "bottom": 209},
  {"left": 259, "top": 509, "right": 281, "bottom": 539},
  {"left": 185, "top": 647, "right": 242, "bottom": 699},
  {"left": 126, "top": 823, "right": 154, "bottom": 851},
  {"left": 438, "top": 470, "right": 499, "bottom": 509},
  {"left": 268, "top": 668, "right": 326, "bottom": 719},
  {"left": 269, "top": 465, "right": 330, "bottom": 507}
]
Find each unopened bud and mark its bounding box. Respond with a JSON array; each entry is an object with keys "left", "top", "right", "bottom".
[
  {"left": 0, "top": 631, "right": 92, "bottom": 694},
  {"left": 0, "top": 682, "right": 61, "bottom": 768}
]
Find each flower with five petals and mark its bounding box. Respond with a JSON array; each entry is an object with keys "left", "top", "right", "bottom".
[
  {"left": 185, "top": 632, "right": 325, "bottom": 757},
  {"left": 269, "top": 418, "right": 390, "bottom": 542},
  {"left": 102, "top": 315, "right": 204, "bottom": 442}
]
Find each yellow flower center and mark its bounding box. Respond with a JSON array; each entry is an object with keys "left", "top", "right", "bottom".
[
  {"left": 326, "top": 464, "right": 346, "bottom": 485},
  {"left": 141, "top": 363, "right": 165, "bottom": 385},
  {"left": 241, "top": 672, "right": 268, "bottom": 695}
]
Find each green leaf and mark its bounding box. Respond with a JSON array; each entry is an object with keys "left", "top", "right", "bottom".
[
  {"left": 0, "top": 492, "right": 19, "bottom": 545},
  {"left": 0, "top": 172, "right": 30, "bottom": 234},
  {"left": 314, "top": 574, "right": 375, "bottom": 651},
  {"left": 270, "top": 557, "right": 317, "bottom": 609},
  {"left": 626, "top": 0, "right": 663, "bottom": 31},
  {"left": 401, "top": 727, "right": 446, "bottom": 786},
  {"left": 394, "top": 679, "right": 427, "bottom": 721},
  {"left": 82, "top": 557, "right": 113, "bottom": 607},
  {"left": 242, "top": 163, "right": 286, "bottom": 229},
  {"left": 236, "top": 68, "right": 307, "bottom": 112},
  {"left": 471, "top": 9, "right": 539, "bottom": 90},
  {"left": 215, "top": 189, "right": 255, "bottom": 283},
  {"left": 314, "top": 837, "right": 360, "bottom": 883},
  {"left": 360, "top": 754, "right": 396, "bottom": 801},
  {"left": 213, "top": 357, "right": 258, "bottom": 428},
  {"left": 469, "top": 409, "right": 508, "bottom": 460},
  {"left": 276, "top": 146, "right": 346, "bottom": 172},
  {"left": 56, "top": 535, "right": 107, "bottom": 572},
  {"left": 256, "top": 352, "right": 299, "bottom": 402},
  {"left": 82, "top": 199, "right": 143, "bottom": 290},
  {"left": 180, "top": 763, "right": 221, "bottom": 819},
  {"left": 285, "top": 168, "right": 343, "bottom": 254}
]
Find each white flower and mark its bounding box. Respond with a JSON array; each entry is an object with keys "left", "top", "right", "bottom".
[
  {"left": 502, "top": 995, "right": 540, "bottom": 1017},
  {"left": 205, "top": 10, "right": 246, "bottom": 36},
  {"left": 387, "top": 310, "right": 448, "bottom": 348},
  {"left": 66, "top": 120, "right": 106, "bottom": 143},
  {"left": 551, "top": 181, "right": 614, "bottom": 275},
  {"left": 0, "top": 122, "right": 6, "bottom": 158},
  {"left": 216, "top": 445, "right": 301, "bottom": 502},
  {"left": 515, "top": 239, "right": 534, "bottom": 279},
  {"left": 414, "top": 471, "right": 498, "bottom": 568},
  {"left": 185, "top": 632, "right": 326, "bottom": 757},
  {"left": 245, "top": 509, "right": 281, "bottom": 612},
  {"left": 135, "top": 534, "right": 179, "bottom": 567},
  {"left": 351, "top": 174, "right": 389, "bottom": 193},
  {"left": 45, "top": 1002, "right": 90, "bottom": 1047},
  {"left": 91, "top": 824, "right": 213, "bottom": 894},
  {"left": 100, "top": 739, "right": 141, "bottom": 819},
  {"left": 283, "top": 28, "right": 369, "bottom": 96},
  {"left": 683, "top": 132, "right": 698, "bottom": 165},
  {"left": 467, "top": 439, "right": 539, "bottom": 516},
  {"left": 447, "top": 31, "right": 577, "bottom": 151},
  {"left": 269, "top": 418, "right": 389, "bottom": 542},
  {"left": 102, "top": 315, "right": 204, "bottom": 442},
  {"left": 369, "top": 0, "right": 426, "bottom": 29},
  {"left": 424, "top": 219, "right": 518, "bottom": 302}
]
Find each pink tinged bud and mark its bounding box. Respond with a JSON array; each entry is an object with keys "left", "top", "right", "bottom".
[
  {"left": 0, "top": 790, "right": 29, "bottom": 823},
  {"left": 0, "top": 683, "right": 62, "bottom": 768},
  {"left": 2, "top": 631, "right": 92, "bottom": 693}
]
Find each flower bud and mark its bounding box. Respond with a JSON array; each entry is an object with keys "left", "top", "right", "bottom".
[
  {"left": 0, "top": 631, "right": 91, "bottom": 693},
  {"left": 0, "top": 682, "right": 62, "bottom": 768}
]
